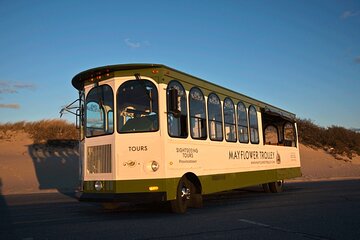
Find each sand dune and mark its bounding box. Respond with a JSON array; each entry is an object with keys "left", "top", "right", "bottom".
[
  {"left": 0, "top": 131, "right": 359, "bottom": 195},
  {"left": 298, "top": 144, "right": 360, "bottom": 181},
  {"left": 0, "top": 131, "right": 79, "bottom": 195}
]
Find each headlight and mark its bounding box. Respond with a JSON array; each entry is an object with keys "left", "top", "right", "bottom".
[
  {"left": 94, "top": 181, "right": 103, "bottom": 191},
  {"left": 151, "top": 161, "right": 159, "bottom": 172}
]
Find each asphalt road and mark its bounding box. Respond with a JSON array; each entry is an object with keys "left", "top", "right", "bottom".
[{"left": 1, "top": 180, "right": 359, "bottom": 240}]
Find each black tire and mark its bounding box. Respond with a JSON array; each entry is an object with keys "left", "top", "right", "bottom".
[
  {"left": 262, "top": 183, "right": 271, "bottom": 193},
  {"left": 269, "top": 180, "right": 284, "bottom": 193},
  {"left": 171, "top": 177, "right": 191, "bottom": 214},
  {"left": 189, "top": 193, "right": 203, "bottom": 209},
  {"left": 185, "top": 177, "right": 203, "bottom": 208}
]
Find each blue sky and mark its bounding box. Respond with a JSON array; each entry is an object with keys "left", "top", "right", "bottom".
[{"left": 0, "top": 0, "right": 359, "bottom": 128}]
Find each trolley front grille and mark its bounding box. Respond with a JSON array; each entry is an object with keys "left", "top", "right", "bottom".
[{"left": 87, "top": 144, "right": 112, "bottom": 173}]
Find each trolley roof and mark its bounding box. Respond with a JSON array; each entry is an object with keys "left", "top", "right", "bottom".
[{"left": 71, "top": 63, "right": 296, "bottom": 120}]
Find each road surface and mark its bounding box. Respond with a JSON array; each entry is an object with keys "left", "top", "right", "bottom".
[{"left": 1, "top": 180, "right": 359, "bottom": 240}]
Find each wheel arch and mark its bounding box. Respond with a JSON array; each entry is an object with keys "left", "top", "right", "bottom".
[{"left": 184, "top": 172, "right": 202, "bottom": 194}]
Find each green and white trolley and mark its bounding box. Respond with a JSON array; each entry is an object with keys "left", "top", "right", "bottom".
[{"left": 71, "top": 64, "right": 301, "bottom": 213}]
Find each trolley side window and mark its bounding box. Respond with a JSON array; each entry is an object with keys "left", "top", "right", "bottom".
[
  {"left": 189, "top": 87, "right": 207, "bottom": 140},
  {"left": 224, "top": 98, "right": 237, "bottom": 142},
  {"left": 249, "top": 105, "right": 259, "bottom": 144},
  {"left": 208, "top": 93, "right": 223, "bottom": 141},
  {"left": 284, "top": 122, "right": 297, "bottom": 147},
  {"left": 237, "top": 101, "right": 249, "bottom": 143},
  {"left": 167, "top": 81, "right": 188, "bottom": 138},
  {"left": 264, "top": 125, "right": 279, "bottom": 145}
]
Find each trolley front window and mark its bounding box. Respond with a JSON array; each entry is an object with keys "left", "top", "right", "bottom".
[
  {"left": 85, "top": 85, "right": 114, "bottom": 137},
  {"left": 117, "top": 80, "right": 159, "bottom": 133}
]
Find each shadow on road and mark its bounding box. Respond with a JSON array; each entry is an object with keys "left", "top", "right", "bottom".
[
  {"left": 78, "top": 185, "right": 304, "bottom": 217},
  {"left": 74, "top": 184, "right": 306, "bottom": 217},
  {"left": 28, "top": 140, "right": 79, "bottom": 198},
  {"left": 0, "top": 178, "right": 15, "bottom": 238},
  {"left": 2, "top": 180, "right": 359, "bottom": 239}
]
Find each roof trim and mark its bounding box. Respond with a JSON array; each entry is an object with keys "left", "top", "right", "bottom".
[{"left": 71, "top": 63, "right": 165, "bottom": 90}]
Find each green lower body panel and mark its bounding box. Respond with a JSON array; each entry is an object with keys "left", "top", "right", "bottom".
[
  {"left": 80, "top": 167, "right": 301, "bottom": 202},
  {"left": 200, "top": 167, "right": 301, "bottom": 195}
]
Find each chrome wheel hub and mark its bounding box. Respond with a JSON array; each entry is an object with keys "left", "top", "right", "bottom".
[{"left": 181, "top": 186, "right": 191, "bottom": 200}]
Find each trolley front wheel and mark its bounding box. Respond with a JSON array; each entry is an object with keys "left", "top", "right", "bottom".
[{"left": 170, "top": 177, "right": 192, "bottom": 214}]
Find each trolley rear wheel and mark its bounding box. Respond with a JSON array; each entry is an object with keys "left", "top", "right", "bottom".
[
  {"left": 262, "top": 183, "right": 271, "bottom": 193},
  {"left": 268, "top": 180, "right": 284, "bottom": 193}
]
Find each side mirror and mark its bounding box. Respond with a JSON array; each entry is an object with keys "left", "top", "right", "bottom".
[
  {"left": 76, "top": 108, "right": 80, "bottom": 129},
  {"left": 168, "top": 88, "right": 181, "bottom": 118}
]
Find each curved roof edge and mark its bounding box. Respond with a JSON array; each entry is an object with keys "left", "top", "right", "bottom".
[{"left": 71, "top": 63, "right": 165, "bottom": 90}]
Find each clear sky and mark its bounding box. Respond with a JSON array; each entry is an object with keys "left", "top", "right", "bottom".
[{"left": 0, "top": 0, "right": 359, "bottom": 128}]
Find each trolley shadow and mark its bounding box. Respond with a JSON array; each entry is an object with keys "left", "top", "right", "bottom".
[
  {"left": 0, "top": 178, "right": 15, "bottom": 238},
  {"left": 28, "top": 140, "right": 79, "bottom": 197}
]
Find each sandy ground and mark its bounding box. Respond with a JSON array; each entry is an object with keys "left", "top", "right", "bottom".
[
  {"left": 0, "top": 131, "right": 359, "bottom": 195},
  {"left": 0, "top": 131, "right": 79, "bottom": 195},
  {"left": 297, "top": 144, "right": 360, "bottom": 181}
]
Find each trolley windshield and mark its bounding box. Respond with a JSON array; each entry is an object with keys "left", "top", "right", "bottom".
[
  {"left": 117, "top": 80, "right": 159, "bottom": 133},
  {"left": 85, "top": 85, "right": 114, "bottom": 137}
]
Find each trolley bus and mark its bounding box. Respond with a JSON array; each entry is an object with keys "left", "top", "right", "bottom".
[{"left": 71, "top": 64, "right": 301, "bottom": 213}]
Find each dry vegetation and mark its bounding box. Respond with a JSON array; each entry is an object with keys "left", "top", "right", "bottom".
[
  {"left": 1, "top": 118, "right": 359, "bottom": 159},
  {"left": 297, "top": 118, "right": 360, "bottom": 159},
  {"left": 0, "top": 119, "right": 78, "bottom": 144}
]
